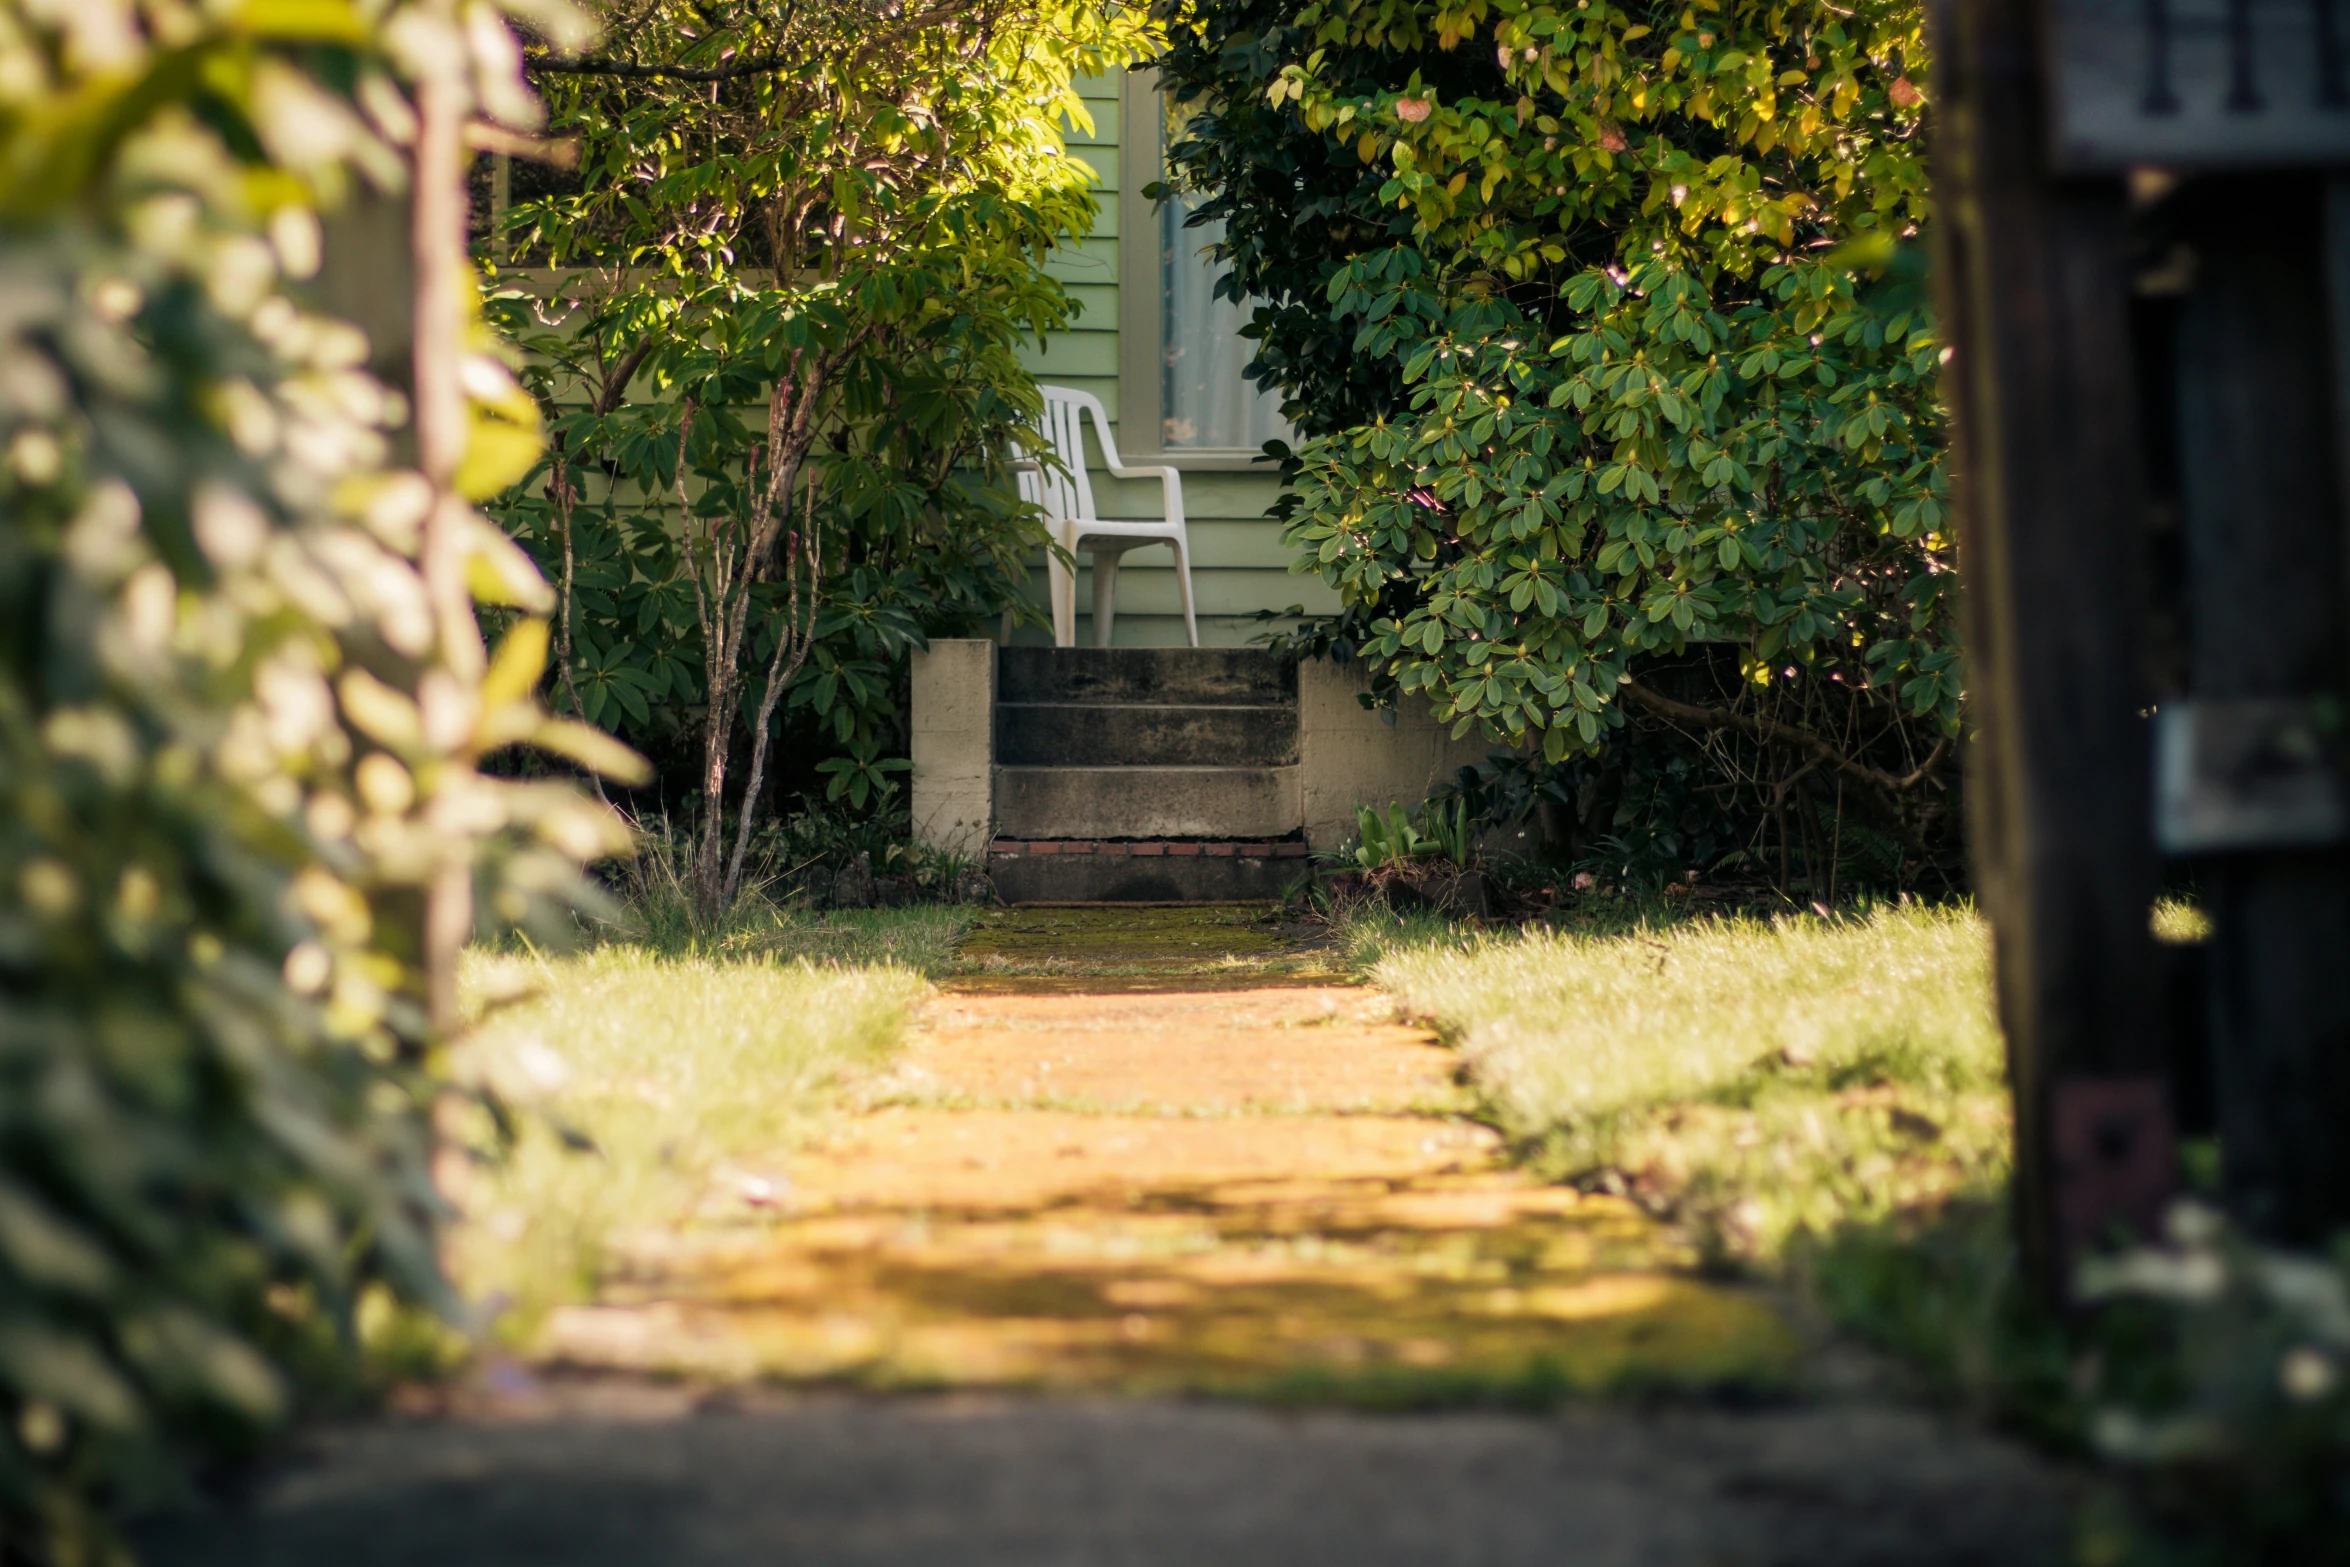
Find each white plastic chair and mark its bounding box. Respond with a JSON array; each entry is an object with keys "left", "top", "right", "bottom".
[{"left": 1015, "top": 385, "right": 1197, "bottom": 648}]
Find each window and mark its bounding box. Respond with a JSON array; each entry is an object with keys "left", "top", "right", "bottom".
[{"left": 1119, "top": 73, "right": 1292, "bottom": 464}]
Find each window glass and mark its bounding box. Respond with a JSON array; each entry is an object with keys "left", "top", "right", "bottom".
[{"left": 1158, "top": 99, "right": 1291, "bottom": 451}]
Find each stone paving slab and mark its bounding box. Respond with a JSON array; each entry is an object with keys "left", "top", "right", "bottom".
[
  {"left": 788, "top": 1107, "right": 1497, "bottom": 1208},
  {"left": 901, "top": 984, "right": 1457, "bottom": 1113}
]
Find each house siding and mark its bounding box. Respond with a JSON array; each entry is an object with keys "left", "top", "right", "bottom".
[{"left": 1013, "top": 73, "right": 1335, "bottom": 648}]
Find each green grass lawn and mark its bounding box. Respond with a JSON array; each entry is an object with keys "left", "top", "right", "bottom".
[
  {"left": 1348, "top": 901, "right": 2010, "bottom": 1272},
  {"left": 445, "top": 906, "right": 971, "bottom": 1340}
]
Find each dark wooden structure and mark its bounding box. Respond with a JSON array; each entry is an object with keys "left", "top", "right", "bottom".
[{"left": 1933, "top": 0, "right": 2350, "bottom": 1292}]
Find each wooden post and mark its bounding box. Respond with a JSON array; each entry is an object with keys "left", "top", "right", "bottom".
[
  {"left": 2168, "top": 180, "right": 2350, "bottom": 1244},
  {"left": 1929, "top": 0, "right": 2176, "bottom": 1298},
  {"left": 413, "top": 8, "right": 486, "bottom": 1040}
]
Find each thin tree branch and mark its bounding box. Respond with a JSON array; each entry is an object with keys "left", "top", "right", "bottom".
[
  {"left": 723, "top": 465, "right": 822, "bottom": 906},
  {"left": 464, "top": 121, "right": 580, "bottom": 166},
  {"left": 1617, "top": 676, "right": 1951, "bottom": 796},
  {"left": 676, "top": 404, "right": 749, "bottom": 920},
  {"left": 544, "top": 441, "right": 608, "bottom": 805},
  {"left": 593, "top": 338, "right": 658, "bottom": 416},
  {"left": 413, "top": 36, "right": 479, "bottom": 1038}
]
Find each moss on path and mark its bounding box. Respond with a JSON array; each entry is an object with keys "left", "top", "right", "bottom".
[
  {"left": 948, "top": 903, "right": 1345, "bottom": 988},
  {"left": 518, "top": 906, "right": 1797, "bottom": 1400}
]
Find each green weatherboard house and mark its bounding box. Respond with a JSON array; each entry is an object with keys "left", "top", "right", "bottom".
[
  {"left": 920, "top": 72, "right": 1501, "bottom": 899},
  {"left": 1012, "top": 71, "right": 1337, "bottom": 647}
]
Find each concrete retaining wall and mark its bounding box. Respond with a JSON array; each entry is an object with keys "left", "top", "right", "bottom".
[
  {"left": 911, "top": 642, "right": 1509, "bottom": 859},
  {"left": 1296, "top": 658, "right": 1494, "bottom": 852},
  {"left": 909, "top": 640, "right": 996, "bottom": 858}
]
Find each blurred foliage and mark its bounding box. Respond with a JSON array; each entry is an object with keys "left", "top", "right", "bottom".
[
  {"left": 0, "top": 0, "right": 638, "bottom": 1556},
  {"left": 480, "top": 0, "right": 1159, "bottom": 909},
  {"left": 2074, "top": 1206, "right": 2350, "bottom": 1565},
  {"left": 1815, "top": 1198, "right": 2350, "bottom": 1563},
  {"left": 1159, "top": 0, "right": 1958, "bottom": 891}
]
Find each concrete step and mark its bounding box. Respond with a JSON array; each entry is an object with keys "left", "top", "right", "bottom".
[
  {"left": 988, "top": 840, "right": 1308, "bottom": 904},
  {"left": 996, "top": 703, "right": 1298, "bottom": 768},
  {"left": 994, "top": 765, "right": 1302, "bottom": 841},
  {"left": 997, "top": 647, "right": 1295, "bottom": 707}
]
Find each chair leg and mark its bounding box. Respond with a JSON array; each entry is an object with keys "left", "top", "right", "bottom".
[
  {"left": 1091, "top": 550, "right": 1120, "bottom": 647},
  {"left": 1172, "top": 533, "right": 1198, "bottom": 648},
  {"left": 1048, "top": 531, "right": 1075, "bottom": 647}
]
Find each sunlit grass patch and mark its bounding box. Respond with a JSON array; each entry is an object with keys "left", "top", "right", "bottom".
[
  {"left": 2150, "top": 893, "right": 2211, "bottom": 945},
  {"left": 601, "top": 891, "right": 974, "bottom": 974},
  {"left": 581, "top": 814, "right": 978, "bottom": 969},
  {"left": 1352, "top": 902, "right": 2008, "bottom": 1267},
  {"left": 450, "top": 938, "right": 930, "bottom": 1339}
]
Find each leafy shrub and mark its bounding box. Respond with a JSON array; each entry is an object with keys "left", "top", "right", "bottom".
[
  {"left": 484, "top": 0, "right": 1159, "bottom": 916},
  {"left": 1159, "top": 0, "right": 1958, "bottom": 891},
  {"left": 1341, "top": 796, "right": 1476, "bottom": 871},
  {"left": 0, "top": 0, "right": 631, "bottom": 1554}
]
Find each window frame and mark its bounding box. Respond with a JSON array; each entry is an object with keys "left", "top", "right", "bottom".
[{"left": 1115, "top": 69, "right": 1282, "bottom": 472}]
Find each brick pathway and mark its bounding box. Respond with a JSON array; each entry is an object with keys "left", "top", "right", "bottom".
[
  {"left": 516, "top": 909, "right": 1795, "bottom": 1395},
  {"left": 141, "top": 908, "right": 2073, "bottom": 1565}
]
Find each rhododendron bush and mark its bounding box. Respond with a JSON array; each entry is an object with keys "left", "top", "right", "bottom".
[{"left": 1157, "top": 0, "right": 1957, "bottom": 886}]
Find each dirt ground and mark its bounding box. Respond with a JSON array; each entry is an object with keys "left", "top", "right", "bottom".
[
  {"left": 139, "top": 907, "right": 2074, "bottom": 1564},
  {"left": 145, "top": 1390, "right": 2071, "bottom": 1566}
]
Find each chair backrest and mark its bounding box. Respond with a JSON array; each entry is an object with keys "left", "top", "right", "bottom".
[{"left": 1016, "top": 385, "right": 1117, "bottom": 528}]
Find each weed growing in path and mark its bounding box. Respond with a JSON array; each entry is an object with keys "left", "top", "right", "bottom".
[{"left": 954, "top": 905, "right": 1340, "bottom": 985}]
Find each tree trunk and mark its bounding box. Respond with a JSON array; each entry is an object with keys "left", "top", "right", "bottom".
[
  {"left": 686, "top": 365, "right": 824, "bottom": 922},
  {"left": 723, "top": 520, "right": 818, "bottom": 909}
]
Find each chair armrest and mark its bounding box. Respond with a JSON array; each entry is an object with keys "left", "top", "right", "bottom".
[{"left": 1100, "top": 462, "right": 1185, "bottom": 529}]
